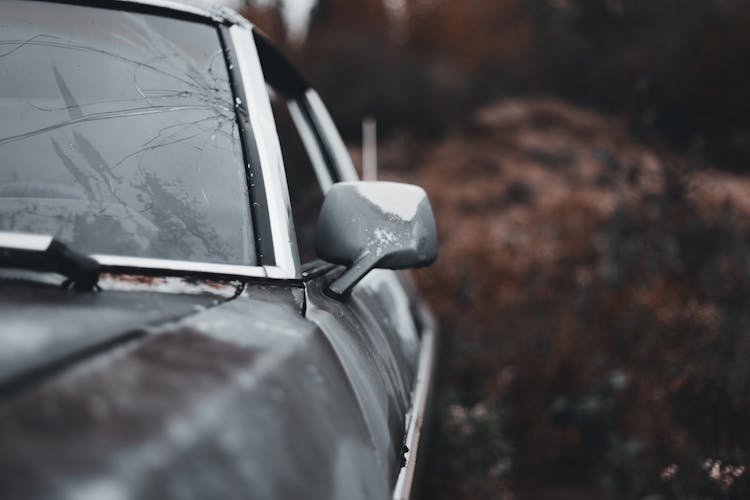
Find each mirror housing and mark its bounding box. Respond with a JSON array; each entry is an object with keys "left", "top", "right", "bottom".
[{"left": 315, "top": 181, "right": 437, "bottom": 299}]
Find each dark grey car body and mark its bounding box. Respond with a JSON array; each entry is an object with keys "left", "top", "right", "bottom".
[{"left": 0, "top": 2, "right": 436, "bottom": 499}]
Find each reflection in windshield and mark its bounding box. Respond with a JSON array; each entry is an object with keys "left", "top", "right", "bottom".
[{"left": 0, "top": 1, "right": 256, "bottom": 266}]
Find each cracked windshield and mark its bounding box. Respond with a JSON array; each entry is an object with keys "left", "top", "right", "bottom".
[{"left": 0, "top": 1, "right": 255, "bottom": 265}]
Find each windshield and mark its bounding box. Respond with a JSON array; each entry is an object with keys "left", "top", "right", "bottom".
[{"left": 0, "top": 1, "right": 256, "bottom": 266}]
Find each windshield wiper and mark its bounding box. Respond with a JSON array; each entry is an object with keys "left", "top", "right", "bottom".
[{"left": 0, "top": 232, "right": 100, "bottom": 291}]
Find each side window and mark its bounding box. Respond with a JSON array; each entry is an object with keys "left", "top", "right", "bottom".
[{"left": 270, "top": 94, "right": 324, "bottom": 263}]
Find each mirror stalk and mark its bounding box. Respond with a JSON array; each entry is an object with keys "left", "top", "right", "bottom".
[{"left": 325, "top": 251, "right": 378, "bottom": 300}]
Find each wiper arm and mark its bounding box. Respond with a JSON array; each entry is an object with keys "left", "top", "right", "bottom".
[{"left": 0, "top": 232, "right": 100, "bottom": 292}]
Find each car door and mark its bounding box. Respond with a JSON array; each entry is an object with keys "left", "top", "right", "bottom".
[
  {"left": 259, "top": 49, "right": 427, "bottom": 491},
  {"left": 289, "top": 86, "right": 424, "bottom": 373},
  {"left": 288, "top": 86, "right": 423, "bottom": 376}
]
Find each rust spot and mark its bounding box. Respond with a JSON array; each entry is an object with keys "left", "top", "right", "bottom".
[
  {"left": 100, "top": 273, "right": 239, "bottom": 295},
  {"left": 101, "top": 273, "right": 163, "bottom": 285},
  {"left": 202, "top": 281, "right": 228, "bottom": 290}
]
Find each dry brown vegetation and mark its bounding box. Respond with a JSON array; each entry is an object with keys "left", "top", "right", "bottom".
[
  {"left": 247, "top": 0, "right": 750, "bottom": 169},
  {"left": 376, "top": 99, "right": 750, "bottom": 499}
]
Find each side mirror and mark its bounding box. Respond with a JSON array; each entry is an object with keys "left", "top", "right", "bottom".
[{"left": 315, "top": 181, "right": 437, "bottom": 299}]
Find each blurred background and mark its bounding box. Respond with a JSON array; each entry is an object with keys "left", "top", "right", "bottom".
[{"left": 212, "top": 1, "right": 750, "bottom": 498}]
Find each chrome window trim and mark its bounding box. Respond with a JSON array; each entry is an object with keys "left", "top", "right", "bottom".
[
  {"left": 288, "top": 100, "right": 334, "bottom": 192},
  {"left": 392, "top": 304, "right": 436, "bottom": 500},
  {"left": 0, "top": 231, "right": 273, "bottom": 279},
  {"left": 230, "top": 25, "right": 300, "bottom": 279},
  {"left": 92, "top": 255, "right": 270, "bottom": 278},
  {"left": 305, "top": 90, "right": 360, "bottom": 182}
]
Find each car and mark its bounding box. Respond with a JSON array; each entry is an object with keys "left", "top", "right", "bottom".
[{"left": 0, "top": 1, "right": 438, "bottom": 499}]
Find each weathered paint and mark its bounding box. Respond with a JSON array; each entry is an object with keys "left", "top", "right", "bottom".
[
  {"left": 303, "top": 269, "right": 426, "bottom": 489},
  {"left": 0, "top": 277, "right": 227, "bottom": 395},
  {"left": 0, "top": 273, "right": 431, "bottom": 500}
]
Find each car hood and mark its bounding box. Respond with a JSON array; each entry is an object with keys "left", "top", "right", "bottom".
[{"left": 0, "top": 276, "right": 229, "bottom": 394}]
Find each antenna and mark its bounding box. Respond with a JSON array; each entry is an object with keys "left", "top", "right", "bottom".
[{"left": 362, "top": 116, "right": 378, "bottom": 181}]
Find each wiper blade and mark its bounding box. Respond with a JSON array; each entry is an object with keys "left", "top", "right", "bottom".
[{"left": 0, "top": 232, "right": 100, "bottom": 292}]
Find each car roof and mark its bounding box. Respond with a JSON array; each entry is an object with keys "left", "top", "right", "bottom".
[
  {"left": 112, "top": 0, "right": 215, "bottom": 18},
  {"left": 70, "top": 0, "right": 252, "bottom": 27}
]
